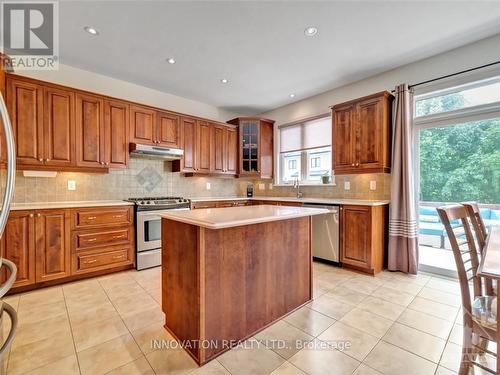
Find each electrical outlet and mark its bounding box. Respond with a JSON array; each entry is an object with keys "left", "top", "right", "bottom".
[
  {"left": 370, "top": 180, "right": 377, "bottom": 191},
  {"left": 67, "top": 180, "right": 76, "bottom": 191},
  {"left": 258, "top": 183, "right": 265, "bottom": 191},
  {"left": 344, "top": 181, "right": 350, "bottom": 190},
  {"left": 268, "top": 183, "right": 273, "bottom": 190},
  {"left": 206, "top": 182, "right": 211, "bottom": 190}
]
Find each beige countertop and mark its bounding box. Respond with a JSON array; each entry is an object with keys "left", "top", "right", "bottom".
[
  {"left": 188, "top": 196, "right": 390, "bottom": 206},
  {"left": 160, "top": 204, "right": 329, "bottom": 229},
  {"left": 9, "top": 200, "right": 133, "bottom": 210}
]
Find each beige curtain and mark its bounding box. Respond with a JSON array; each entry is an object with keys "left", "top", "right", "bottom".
[{"left": 388, "top": 84, "right": 418, "bottom": 274}]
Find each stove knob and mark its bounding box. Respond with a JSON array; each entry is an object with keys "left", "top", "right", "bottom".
[{"left": 140, "top": 201, "right": 145, "bottom": 205}]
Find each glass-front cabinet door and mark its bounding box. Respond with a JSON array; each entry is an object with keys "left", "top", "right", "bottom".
[{"left": 241, "top": 120, "right": 259, "bottom": 174}]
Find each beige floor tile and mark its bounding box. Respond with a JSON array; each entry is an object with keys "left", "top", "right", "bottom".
[
  {"left": 408, "top": 297, "right": 459, "bottom": 321},
  {"left": 364, "top": 341, "right": 437, "bottom": 375},
  {"left": 7, "top": 330, "right": 75, "bottom": 375},
  {"left": 316, "top": 271, "right": 354, "bottom": 287},
  {"left": 382, "top": 279, "right": 424, "bottom": 295},
  {"left": 448, "top": 324, "right": 463, "bottom": 345},
  {"left": 12, "top": 314, "right": 71, "bottom": 349},
  {"left": 65, "top": 288, "right": 111, "bottom": 311},
  {"left": 63, "top": 278, "right": 102, "bottom": 297},
  {"left": 146, "top": 346, "right": 198, "bottom": 375},
  {"left": 3, "top": 295, "right": 20, "bottom": 310},
  {"left": 23, "top": 354, "right": 79, "bottom": 375},
  {"left": 426, "top": 278, "right": 461, "bottom": 295},
  {"left": 190, "top": 360, "right": 232, "bottom": 375},
  {"left": 439, "top": 341, "right": 462, "bottom": 372},
  {"left": 270, "top": 361, "right": 307, "bottom": 375},
  {"left": 98, "top": 272, "right": 137, "bottom": 290},
  {"left": 106, "top": 282, "right": 146, "bottom": 301},
  {"left": 218, "top": 339, "right": 285, "bottom": 375},
  {"left": 327, "top": 286, "right": 369, "bottom": 305},
  {"left": 382, "top": 322, "right": 446, "bottom": 363},
  {"left": 284, "top": 306, "right": 335, "bottom": 337},
  {"left": 418, "top": 287, "right": 462, "bottom": 307},
  {"left": 340, "top": 308, "right": 393, "bottom": 338},
  {"left": 353, "top": 364, "right": 383, "bottom": 375},
  {"left": 357, "top": 296, "right": 405, "bottom": 321},
  {"left": 72, "top": 314, "right": 129, "bottom": 352},
  {"left": 107, "top": 356, "right": 155, "bottom": 375},
  {"left": 318, "top": 322, "right": 379, "bottom": 361},
  {"left": 78, "top": 334, "right": 142, "bottom": 375},
  {"left": 17, "top": 300, "right": 67, "bottom": 325},
  {"left": 312, "top": 279, "right": 333, "bottom": 299},
  {"left": 17, "top": 286, "right": 64, "bottom": 308},
  {"left": 121, "top": 305, "right": 165, "bottom": 332},
  {"left": 112, "top": 291, "right": 159, "bottom": 316},
  {"left": 288, "top": 340, "right": 360, "bottom": 375},
  {"left": 389, "top": 272, "right": 431, "bottom": 286},
  {"left": 68, "top": 299, "right": 119, "bottom": 326},
  {"left": 308, "top": 293, "right": 354, "bottom": 319},
  {"left": 148, "top": 287, "right": 162, "bottom": 304},
  {"left": 341, "top": 278, "right": 380, "bottom": 295},
  {"left": 397, "top": 308, "right": 454, "bottom": 340},
  {"left": 131, "top": 321, "right": 175, "bottom": 354},
  {"left": 255, "top": 320, "right": 313, "bottom": 359},
  {"left": 371, "top": 286, "right": 415, "bottom": 307},
  {"left": 435, "top": 366, "right": 457, "bottom": 375}
]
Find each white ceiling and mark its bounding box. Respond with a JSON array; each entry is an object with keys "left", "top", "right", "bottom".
[{"left": 59, "top": 1, "right": 500, "bottom": 115}]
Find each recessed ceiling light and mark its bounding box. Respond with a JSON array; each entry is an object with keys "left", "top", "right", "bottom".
[
  {"left": 220, "top": 79, "right": 229, "bottom": 84},
  {"left": 304, "top": 26, "right": 318, "bottom": 37},
  {"left": 84, "top": 26, "right": 99, "bottom": 35},
  {"left": 289, "top": 93, "right": 296, "bottom": 98},
  {"left": 167, "top": 58, "right": 176, "bottom": 64}
]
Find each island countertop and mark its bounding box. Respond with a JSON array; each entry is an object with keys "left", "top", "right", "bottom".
[{"left": 160, "top": 204, "right": 329, "bottom": 229}]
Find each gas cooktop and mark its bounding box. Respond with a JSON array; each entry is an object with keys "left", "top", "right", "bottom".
[{"left": 127, "top": 196, "right": 190, "bottom": 211}]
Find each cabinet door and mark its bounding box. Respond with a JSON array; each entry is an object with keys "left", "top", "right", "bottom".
[
  {"left": 104, "top": 100, "right": 129, "bottom": 168},
  {"left": 226, "top": 126, "right": 238, "bottom": 174},
  {"left": 35, "top": 209, "right": 71, "bottom": 282},
  {"left": 157, "top": 111, "right": 180, "bottom": 148},
  {"left": 44, "top": 86, "right": 75, "bottom": 167},
  {"left": 75, "top": 93, "right": 105, "bottom": 168},
  {"left": 7, "top": 78, "right": 44, "bottom": 165},
  {"left": 357, "top": 97, "right": 382, "bottom": 169},
  {"left": 341, "top": 205, "right": 371, "bottom": 270},
  {"left": 332, "top": 105, "right": 356, "bottom": 171},
  {"left": 211, "top": 124, "right": 226, "bottom": 174},
  {"left": 239, "top": 120, "right": 260, "bottom": 176},
  {"left": 179, "top": 117, "right": 197, "bottom": 172},
  {"left": 197, "top": 121, "right": 211, "bottom": 173},
  {"left": 130, "top": 105, "right": 156, "bottom": 145},
  {"left": 0, "top": 210, "right": 36, "bottom": 288}
]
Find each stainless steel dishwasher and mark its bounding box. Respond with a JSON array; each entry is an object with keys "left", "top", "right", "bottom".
[{"left": 304, "top": 203, "right": 340, "bottom": 263}]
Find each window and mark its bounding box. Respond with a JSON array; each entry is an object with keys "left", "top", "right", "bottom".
[{"left": 278, "top": 116, "right": 331, "bottom": 184}]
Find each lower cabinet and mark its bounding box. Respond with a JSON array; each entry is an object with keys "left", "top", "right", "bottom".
[
  {"left": 340, "top": 205, "right": 387, "bottom": 274},
  {"left": 1, "top": 206, "right": 134, "bottom": 290}
]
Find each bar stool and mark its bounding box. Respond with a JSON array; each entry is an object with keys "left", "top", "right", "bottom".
[
  {"left": 463, "top": 202, "right": 495, "bottom": 296},
  {"left": 437, "top": 204, "right": 496, "bottom": 375}
]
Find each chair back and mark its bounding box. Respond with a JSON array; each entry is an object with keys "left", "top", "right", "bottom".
[{"left": 437, "top": 204, "right": 483, "bottom": 327}]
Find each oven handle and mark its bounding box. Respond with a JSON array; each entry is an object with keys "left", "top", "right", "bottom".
[{"left": 137, "top": 208, "right": 190, "bottom": 220}]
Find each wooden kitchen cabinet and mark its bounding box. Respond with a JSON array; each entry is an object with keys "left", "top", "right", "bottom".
[
  {"left": 197, "top": 121, "right": 211, "bottom": 173},
  {"left": 130, "top": 105, "right": 156, "bottom": 145},
  {"left": 332, "top": 91, "right": 393, "bottom": 174},
  {"left": 210, "top": 123, "right": 238, "bottom": 175},
  {"left": 227, "top": 117, "right": 274, "bottom": 179},
  {"left": 34, "top": 209, "right": 71, "bottom": 283},
  {"left": 174, "top": 116, "right": 197, "bottom": 172},
  {"left": 104, "top": 99, "right": 129, "bottom": 168},
  {"left": 157, "top": 111, "right": 180, "bottom": 148},
  {"left": 340, "top": 204, "right": 387, "bottom": 274},
  {"left": 76, "top": 92, "right": 106, "bottom": 169}
]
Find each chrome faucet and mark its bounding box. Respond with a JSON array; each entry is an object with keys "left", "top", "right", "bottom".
[{"left": 293, "top": 178, "right": 303, "bottom": 199}]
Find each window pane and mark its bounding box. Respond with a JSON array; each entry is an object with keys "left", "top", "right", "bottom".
[
  {"left": 280, "top": 116, "right": 331, "bottom": 152},
  {"left": 305, "top": 147, "right": 331, "bottom": 182},
  {"left": 281, "top": 151, "right": 301, "bottom": 183},
  {"left": 415, "top": 78, "right": 500, "bottom": 117}
]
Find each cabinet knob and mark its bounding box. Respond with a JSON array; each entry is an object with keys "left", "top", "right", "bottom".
[
  {"left": 356, "top": 163, "right": 359, "bottom": 167},
  {"left": 45, "top": 158, "right": 50, "bottom": 162},
  {"left": 105, "top": 162, "right": 109, "bottom": 166},
  {"left": 29, "top": 213, "right": 34, "bottom": 218},
  {"left": 36, "top": 213, "right": 41, "bottom": 217},
  {"left": 100, "top": 161, "right": 105, "bottom": 165},
  {"left": 39, "top": 158, "right": 43, "bottom": 162}
]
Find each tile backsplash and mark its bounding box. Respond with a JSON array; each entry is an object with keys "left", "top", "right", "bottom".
[{"left": 4, "top": 158, "right": 391, "bottom": 203}]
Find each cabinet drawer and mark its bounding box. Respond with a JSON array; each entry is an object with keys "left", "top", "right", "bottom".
[
  {"left": 74, "top": 228, "right": 130, "bottom": 250},
  {"left": 191, "top": 202, "right": 217, "bottom": 209},
  {"left": 72, "top": 207, "right": 132, "bottom": 229},
  {"left": 74, "top": 248, "right": 131, "bottom": 273}
]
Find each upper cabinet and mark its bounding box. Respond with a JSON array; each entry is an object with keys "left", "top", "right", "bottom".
[
  {"left": 157, "top": 111, "right": 180, "bottom": 148},
  {"left": 130, "top": 105, "right": 181, "bottom": 148},
  {"left": 75, "top": 92, "right": 105, "bottom": 168},
  {"left": 227, "top": 117, "right": 274, "bottom": 179},
  {"left": 331, "top": 91, "right": 393, "bottom": 174},
  {"left": 104, "top": 99, "right": 129, "bottom": 168}
]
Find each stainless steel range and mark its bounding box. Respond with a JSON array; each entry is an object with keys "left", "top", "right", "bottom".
[{"left": 128, "top": 197, "right": 190, "bottom": 270}]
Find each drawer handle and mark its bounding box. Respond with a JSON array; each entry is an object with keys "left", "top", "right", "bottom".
[
  {"left": 87, "top": 216, "right": 96, "bottom": 220},
  {"left": 87, "top": 238, "right": 97, "bottom": 242},
  {"left": 112, "top": 255, "right": 125, "bottom": 260},
  {"left": 84, "top": 259, "right": 97, "bottom": 264},
  {"left": 112, "top": 215, "right": 123, "bottom": 219},
  {"left": 112, "top": 235, "right": 125, "bottom": 239}
]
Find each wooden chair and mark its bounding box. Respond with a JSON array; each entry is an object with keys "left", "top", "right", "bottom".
[
  {"left": 437, "top": 204, "right": 496, "bottom": 375},
  {"left": 463, "top": 202, "right": 495, "bottom": 296}
]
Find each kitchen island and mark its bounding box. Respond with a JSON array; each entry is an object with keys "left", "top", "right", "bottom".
[{"left": 160, "top": 204, "right": 328, "bottom": 365}]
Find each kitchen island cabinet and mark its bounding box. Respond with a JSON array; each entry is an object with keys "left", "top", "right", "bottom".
[{"left": 160, "top": 205, "right": 327, "bottom": 364}]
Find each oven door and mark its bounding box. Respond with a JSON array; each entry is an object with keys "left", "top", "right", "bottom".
[{"left": 136, "top": 209, "right": 189, "bottom": 252}]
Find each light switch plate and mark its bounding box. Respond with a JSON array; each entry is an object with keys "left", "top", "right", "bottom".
[
  {"left": 67, "top": 180, "right": 76, "bottom": 191},
  {"left": 206, "top": 182, "right": 211, "bottom": 190},
  {"left": 344, "top": 181, "right": 350, "bottom": 190},
  {"left": 258, "top": 183, "right": 265, "bottom": 191},
  {"left": 370, "top": 180, "right": 377, "bottom": 191},
  {"left": 268, "top": 183, "right": 273, "bottom": 190}
]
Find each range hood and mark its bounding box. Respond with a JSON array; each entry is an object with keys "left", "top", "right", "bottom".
[{"left": 129, "top": 143, "right": 183, "bottom": 160}]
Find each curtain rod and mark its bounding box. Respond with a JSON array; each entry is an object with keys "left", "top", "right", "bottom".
[{"left": 407, "top": 60, "right": 500, "bottom": 90}]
